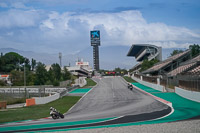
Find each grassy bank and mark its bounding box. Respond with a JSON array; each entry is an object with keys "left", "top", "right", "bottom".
[
  {"left": 0, "top": 96, "right": 81, "bottom": 123},
  {"left": 123, "top": 76, "right": 136, "bottom": 83},
  {"left": 82, "top": 78, "right": 97, "bottom": 88},
  {"left": 0, "top": 94, "right": 26, "bottom": 105}
]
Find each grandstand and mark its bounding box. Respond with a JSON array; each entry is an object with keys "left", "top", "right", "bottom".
[
  {"left": 167, "top": 54, "right": 200, "bottom": 77},
  {"left": 142, "top": 50, "right": 191, "bottom": 75},
  {"left": 128, "top": 43, "right": 200, "bottom": 92},
  {"left": 189, "top": 65, "right": 200, "bottom": 74},
  {"left": 127, "top": 44, "right": 162, "bottom": 72}
]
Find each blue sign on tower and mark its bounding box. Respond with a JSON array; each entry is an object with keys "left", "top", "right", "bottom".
[
  {"left": 91, "top": 31, "right": 100, "bottom": 38},
  {"left": 90, "top": 30, "right": 100, "bottom": 46}
]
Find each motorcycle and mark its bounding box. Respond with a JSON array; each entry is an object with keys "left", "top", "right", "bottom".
[
  {"left": 128, "top": 83, "right": 133, "bottom": 90},
  {"left": 50, "top": 108, "right": 64, "bottom": 119}
]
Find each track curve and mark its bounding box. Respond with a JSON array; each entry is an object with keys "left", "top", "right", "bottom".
[{"left": 0, "top": 76, "right": 171, "bottom": 133}]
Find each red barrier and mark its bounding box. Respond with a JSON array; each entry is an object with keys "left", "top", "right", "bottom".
[{"left": 26, "top": 98, "right": 35, "bottom": 106}]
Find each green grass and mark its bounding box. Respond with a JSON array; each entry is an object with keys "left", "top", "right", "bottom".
[
  {"left": 82, "top": 78, "right": 97, "bottom": 88},
  {"left": 123, "top": 76, "right": 136, "bottom": 83},
  {"left": 0, "top": 96, "right": 81, "bottom": 123},
  {"left": 6, "top": 98, "right": 26, "bottom": 105},
  {"left": 0, "top": 94, "right": 26, "bottom": 105}
]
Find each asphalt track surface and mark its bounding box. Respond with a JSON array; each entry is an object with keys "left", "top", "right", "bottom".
[{"left": 0, "top": 77, "right": 171, "bottom": 132}]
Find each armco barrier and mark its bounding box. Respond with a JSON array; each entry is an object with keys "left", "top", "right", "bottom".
[
  {"left": 175, "top": 86, "right": 200, "bottom": 103},
  {"left": 26, "top": 99, "right": 35, "bottom": 106},
  {"left": 34, "top": 93, "right": 60, "bottom": 105},
  {"left": 132, "top": 76, "right": 164, "bottom": 92}
]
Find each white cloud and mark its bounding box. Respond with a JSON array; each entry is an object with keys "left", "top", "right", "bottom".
[
  {"left": 11, "top": 2, "right": 28, "bottom": 9},
  {"left": 0, "top": 9, "right": 41, "bottom": 28},
  {"left": 0, "top": 9, "right": 199, "bottom": 54},
  {"left": 39, "top": 10, "right": 200, "bottom": 49}
]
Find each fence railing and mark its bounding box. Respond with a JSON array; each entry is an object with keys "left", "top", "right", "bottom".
[
  {"left": 143, "top": 75, "right": 157, "bottom": 84},
  {"left": 160, "top": 79, "right": 167, "bottom": 86},
  {"left": 179, "top": 80, "right": 200, "bottom": 92},
  {"left": 134, "top": 74, "right": 140, "bottom": 79},
  {"left": 133, "top": 74, "right": 199, "bottom": 92}
]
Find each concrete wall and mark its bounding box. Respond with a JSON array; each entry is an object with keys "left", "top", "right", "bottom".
[
  {"left": 34, "top": 93, "right": 60, "bottom": 105},
  {"left": 175, "top": 87, "right": 200, "bottom": 103},
  {"left": 74, "top": 77, "right": 87, "bottom": 87},
  {"left": 132, "top": 75, "right": 164, "bottom": 92},
  {"left": 0, "top": 88, "right": 66, "bottom": 93}
]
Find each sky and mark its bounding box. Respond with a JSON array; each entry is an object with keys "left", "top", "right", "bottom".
[{"left": 0, "top": 0, "right": 199, "bottom": 55}]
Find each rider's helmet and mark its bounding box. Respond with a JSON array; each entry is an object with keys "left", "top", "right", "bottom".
[{"left": 50, "top": 107, "right": 53, "bottom": 110}]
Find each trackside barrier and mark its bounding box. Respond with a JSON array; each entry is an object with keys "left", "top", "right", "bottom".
[
  {"left": 0, "top": 101, "right": 7, "bottom": 109},
  {"left": 131, "top": 84, "right": 172, "bottom": 107},
  {"left": 34, "top": 93, "right": 60, "bottom": 105},
  {"left": 132, "top": 75, "right": 165, "bottom": 92},
  {"left": 26, "top": 98, "right": 35, "bottom": 106},
  {"left": 175, "top": 86, "right": 200, "bottom": 103}
]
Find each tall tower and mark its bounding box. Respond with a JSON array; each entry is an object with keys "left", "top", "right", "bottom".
[
  {"left": 59, "top": 52, "right": 62, "bottom": 67},
  {"left": 90, "top": 30, "right": 100, "bottom": 71}
]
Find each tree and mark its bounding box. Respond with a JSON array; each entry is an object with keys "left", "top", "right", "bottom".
[
  {"left": 140, "top": 59, "right": 159, "bottom": 72},
  {"left": 26, "top": 71, "right": 36, "bottom": 86},
  {"left": 31, "top": 58, "right": 36, "bottom": 71},
  {"left": 35, "top": 62, "right": 48, "bottom": 85},
  {"left": 0, "top": 52, "right": 25, "bottom": 72},
  {"left": 10, "top": 70, "right": 24, "bottom": 86},
  {"left": 189, "top": 44, "right": 200, "bottom": 57},
  {"left": 62, "top": 67, "right": 71, "bottom": 80},
  {"left": 46, "top": 67, "right": 54, "bottom": 85},
  {"left": 170, "top": 49, "right": 184, "bottom": 56},
  {"left": 24, "top": 58, "right": 31, "bottom": 71},
  {"left": 51, "top": 63, "right": 61, "bottom": 81},
  {"left": 114, "top": 67, "right": 128, "bottom": 75}
]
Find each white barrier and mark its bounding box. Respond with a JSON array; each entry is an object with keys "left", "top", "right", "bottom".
[
  {"left": 74, "top": 77, "right": 87, "bottom": 87},
  {"left": 175, "top": 87, "right": 200, "bottom": 103},
  {"left": 0, "top": 88, "right": 66, "bottom": 93},
  {"left": 34, "top": 93, "right": 60, "bottom": 105},
  {"left": 132, "top": 76, "right": 164, "bottom": 92}
]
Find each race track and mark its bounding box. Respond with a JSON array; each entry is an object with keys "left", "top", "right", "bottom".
[
  {"left": 0, "top": 76, "right": 171, "bottom": 132},
  {"left": 65, "top": 76, "right": 170, "bottom": 121}
]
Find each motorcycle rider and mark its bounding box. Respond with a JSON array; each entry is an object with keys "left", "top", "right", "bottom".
[
  {"left": 50, "top": 107, "right": 64, "bottom": 119},
  {"left": 128, "top": 83, "right": 133, "bottom": 90},
  {"left": 50, "top": 107, "right": 57, "bottom": 115}
]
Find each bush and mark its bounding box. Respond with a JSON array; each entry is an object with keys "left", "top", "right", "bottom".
[
  {"left": 0, "top": 80, "right": 6, "bottom": 86},
  {"left": 53, "top": 80, "right": 59, "bottom": 86}
]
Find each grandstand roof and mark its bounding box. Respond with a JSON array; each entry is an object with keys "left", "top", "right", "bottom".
[
  {"left": 127, "top": 44, "right": 162, "bottom": 62},
  {"left": 143, "top": 50, "right": 191, "bottom": 74},
  {"left": 127, "top": 44, "right": 158, "bottom": 56}
]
